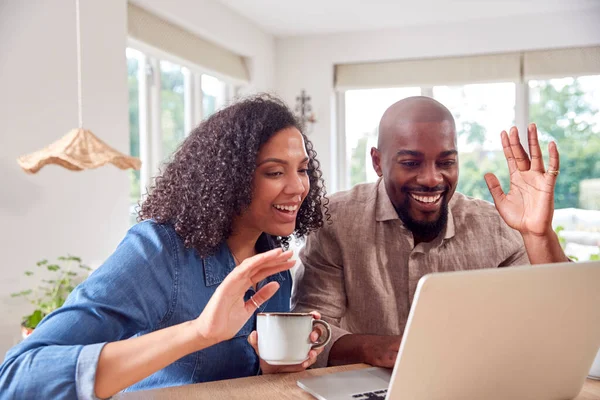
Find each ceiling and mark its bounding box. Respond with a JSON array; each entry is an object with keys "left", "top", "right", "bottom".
[{"left": 216, "top": 0, "right": 600, "bottom": 36}]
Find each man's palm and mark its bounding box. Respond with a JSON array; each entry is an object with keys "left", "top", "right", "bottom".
[
  {"left": 492, "top": 170, "right": 554, "bottom": 236},
  {"left": 484, "top": 125, "right": 559, "bottom": 237}
]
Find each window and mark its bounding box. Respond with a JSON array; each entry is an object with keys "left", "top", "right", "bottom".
[
  {"left": 341, "top": 79, "right": 600, "bottom": 208},
  {"left": 529, "top": 75, "right": 600, "bottom": 261},
  {"left": 160, "top": 61, "right": 186, "bottom": 158},
  {"left": 344, "top": 87, "right": 421, "bottom": 188},
  {"left": 529, "top": 75, "right": 600, "bottom": 210},
  {"left": 127, "top": 48, "right": 142, "bottom": 226},
  {"left": 126, "top": 47, "right": 236, "bottom": 225},
  {"left": 433, "top": 83, "right": 516, "bottom": 202},
  {"left": 342, "top": 84, "right": 516, "bottom": 202},
  {"left": 202, "top": 74, "right": 229, "bottom": 119}
]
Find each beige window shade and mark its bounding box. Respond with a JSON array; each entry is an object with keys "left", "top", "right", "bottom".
[
  {"left": 523, "top": 46, "right": 600, "bottom": 80},
  {"left": 335, "top": 53, "right": 522, "bottom": 89},
  {"left": 128, "top": 3, "right": 249, "bottom": 82}
]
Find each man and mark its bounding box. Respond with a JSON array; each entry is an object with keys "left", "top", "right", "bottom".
[{"left": 292, "top": 96, "right": 569, "bottom": 368}]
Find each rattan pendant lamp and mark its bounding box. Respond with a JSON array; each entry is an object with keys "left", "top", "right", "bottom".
[{"left": 17, "top": 0, "right": 141, "bottom": 174}]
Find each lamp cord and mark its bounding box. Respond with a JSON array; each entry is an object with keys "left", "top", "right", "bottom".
[{"left": 75, "top": 0, "right": 83, "bottom": 128}]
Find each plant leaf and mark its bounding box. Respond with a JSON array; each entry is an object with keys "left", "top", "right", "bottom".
[
  {"left": 11, "top": 289, "right": 32, "bottom": 297},
  {"left": 25, "top": 310, "right": 44, "bottom": 329},
  {"left": 19, "top": 255, "right": 89, "bottom": 327}
]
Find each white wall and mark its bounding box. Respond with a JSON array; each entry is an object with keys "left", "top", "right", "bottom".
[
  {"left": 0, "top": 0, "right": 129, "bottom": 357},
  {"left": 275, "top": 8, "right": 600, "bottom": 193},
  {"left": 131, "top": 0, "right": 276, "bottom": 92}
]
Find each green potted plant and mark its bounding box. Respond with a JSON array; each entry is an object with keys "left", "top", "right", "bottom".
[{"left": 11, "top": 255, "right": 91, "bottom": 339}]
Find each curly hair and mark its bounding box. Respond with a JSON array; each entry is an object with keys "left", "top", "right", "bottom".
[{"left": 138, "top": 94, "right": 329, "bottom": 258}]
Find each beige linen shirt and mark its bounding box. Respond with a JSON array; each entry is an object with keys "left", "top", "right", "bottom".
[{"left": 292, "top": 179, "right": 529, "bottom": 367}]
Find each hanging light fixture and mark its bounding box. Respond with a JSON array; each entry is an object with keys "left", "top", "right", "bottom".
[{"left": 17, "top": 0, "right": 141, "bottom": 174}]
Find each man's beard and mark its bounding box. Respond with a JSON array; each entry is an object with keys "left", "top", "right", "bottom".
[{"left": 395, "top": 196, "right": 449, "bottom": 240}]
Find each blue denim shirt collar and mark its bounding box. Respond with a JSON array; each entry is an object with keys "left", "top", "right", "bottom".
[{"left": 203, "top": 233, "right": 286, "bottom": 287}]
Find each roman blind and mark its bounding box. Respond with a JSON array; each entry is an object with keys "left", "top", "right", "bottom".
[
  {"left": 523, "top": 46, "right": 600, "bottom": 80},
  {"left": 335, "top": 46, "right": 600, "bottom": 89},
  {"left": 128, "top": 3, "right": 249, "bottom": 82}
]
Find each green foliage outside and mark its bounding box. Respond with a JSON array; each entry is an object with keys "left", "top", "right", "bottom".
[
  {"left": 455, "top": 119, "right": 510, "bottom": 203},
  {"left": 203, "top": 94, "right": 217, "bottom": 119},
  {"left": 456, "top": 79, "right": 599, "bottom": 205},
  {"left": 350, "top": 128, "right": 377, "bottom": 187},
  {"left": 128, "top": 57, "right": 141, "bottom": 224},
  {"left": 127, "top": 58, "right": 186, "bottom": 225},
  {"left": 160, "top": 62, "right": 185, "bottom": 160},
  {"left": 529, "top": 79, "right": 600, "bottom": 209},
  {"left": 11, "top": 256, "right": 91, "bottom": 329}
]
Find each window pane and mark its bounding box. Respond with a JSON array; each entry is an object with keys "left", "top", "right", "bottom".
[
  {"left": 202, "top": 74, "right": 228, "bottom": 119},
  {"left": 433, "top": 83, "right": 516, "bottom": 202},
  {"left": 344, "top": 87, "right": 421, "bottom": 188},
  {"left": 160, "top": 60, "right": 186, "bottom": 159},
  {"left": 529, "top": 75, "right": 600, "bottom": 210},
  {"left": 127, "top": 48, "right": 142, "bottom": 226},
  {"left": 529, "top": 76, "right": 600, "bottom": 261}
]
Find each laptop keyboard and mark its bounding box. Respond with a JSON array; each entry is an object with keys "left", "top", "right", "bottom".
[{"left": 351, "top": 389, "right": 388, "bottom": 399}]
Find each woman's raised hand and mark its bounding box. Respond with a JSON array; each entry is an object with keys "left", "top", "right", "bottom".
[{"left": 192, "top": 248, "right": 295, "bottom": 346}]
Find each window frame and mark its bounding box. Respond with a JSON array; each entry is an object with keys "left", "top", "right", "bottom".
[
  {"left": 336, "top": 80, "right": 559, "bottom": 192},
  {"left": 127, "top": 38, "right": 243, "bottom": 216}
]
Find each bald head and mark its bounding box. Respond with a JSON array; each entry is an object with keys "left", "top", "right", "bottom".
[
  {"left": 371, "top": 96, "right": 459, "bottom": 241},
  {"left": 378, "top": 96, "right": 456, "bottom": 148}
]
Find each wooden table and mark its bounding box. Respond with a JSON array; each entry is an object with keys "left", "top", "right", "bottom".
[{"left": 115, "top": 364, "right": 600, "bottom": 399}]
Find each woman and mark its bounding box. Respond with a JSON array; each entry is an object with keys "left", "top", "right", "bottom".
[{"left": 0, "top": 95, "right": 329, "bottom": 399}]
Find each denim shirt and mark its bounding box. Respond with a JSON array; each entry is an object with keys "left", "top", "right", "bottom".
[{"left": 0, "top": 220, "right": 291, "bottom": 399}]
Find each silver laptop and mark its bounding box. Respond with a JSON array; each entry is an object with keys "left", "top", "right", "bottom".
[{"left": 297, "top": 261, "right": 600, "bottom": 400}]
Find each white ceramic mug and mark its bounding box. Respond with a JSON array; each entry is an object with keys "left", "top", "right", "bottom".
[{"left": 257, "top": 312, "right": 332, "bottom": 365}]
